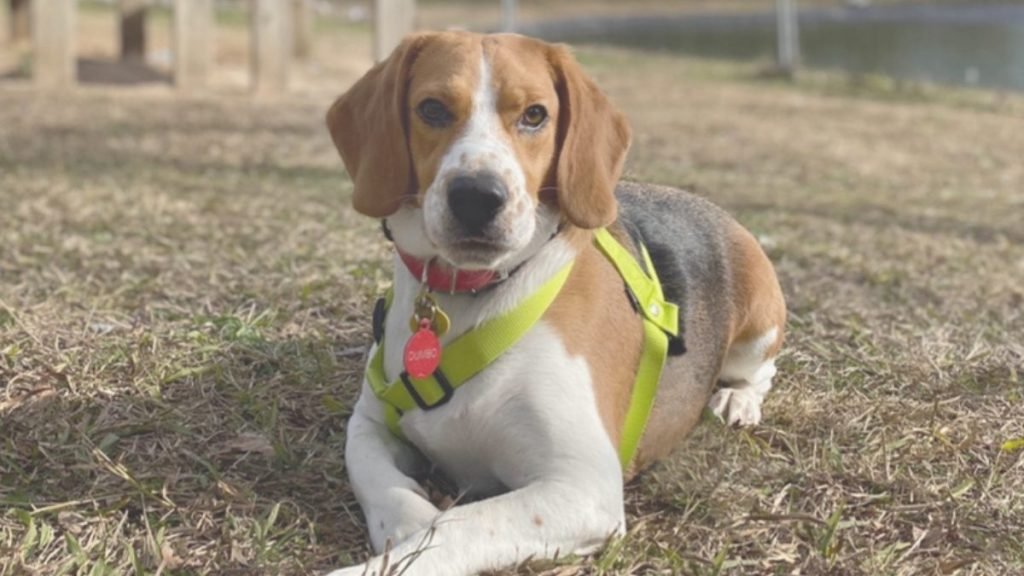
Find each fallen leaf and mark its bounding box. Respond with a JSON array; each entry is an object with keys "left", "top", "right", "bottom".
[
  {"left": 1001, "top": 438, "right": 1024, "bottom": 453},
  {"left": 216, "top": 432, "right": 274, "bottom": 455}
]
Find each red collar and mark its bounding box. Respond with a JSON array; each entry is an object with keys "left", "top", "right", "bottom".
[{"left": 397, "top": 250, "right": 500, "bottom": 293}]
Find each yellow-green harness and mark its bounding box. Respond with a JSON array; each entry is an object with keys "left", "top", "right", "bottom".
[{"left": 365, "top": 228, "right": 679, "bottom": 470}]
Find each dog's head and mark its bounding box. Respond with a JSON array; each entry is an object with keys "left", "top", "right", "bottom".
[{"left": 326, "top": 32, "right": 631, "bottom": 270}]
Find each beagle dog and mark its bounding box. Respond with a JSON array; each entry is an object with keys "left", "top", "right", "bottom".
[{"left": 325, "top": 31, "right": 785, "bottom": 576}]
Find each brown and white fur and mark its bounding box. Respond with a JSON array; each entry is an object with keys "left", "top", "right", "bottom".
[{"left": 324, "top": 31, "right": 785, "bottom": 576}]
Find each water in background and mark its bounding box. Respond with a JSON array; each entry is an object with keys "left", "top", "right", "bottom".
[{"left": 521, "top": 4, "right": 1024, "bottom": 92}]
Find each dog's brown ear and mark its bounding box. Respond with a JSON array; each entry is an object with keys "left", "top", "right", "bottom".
[
  {"left": 326, "top": 35, "right": 430, "bottom": 218},
  {"left": 548, "top": 45, "right": 631, "bottom": 229}
]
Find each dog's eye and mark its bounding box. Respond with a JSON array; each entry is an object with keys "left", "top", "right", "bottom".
[
  {"left": 519, "top": 105, "right": 548, "bottom": 130},
  {"left": 417, "top": 99, "right": 453, "bottom": 127}
]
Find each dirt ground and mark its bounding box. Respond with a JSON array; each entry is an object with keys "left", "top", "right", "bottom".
[{"left": 1, "top": 4, "right": 1023, "bottom": 576}]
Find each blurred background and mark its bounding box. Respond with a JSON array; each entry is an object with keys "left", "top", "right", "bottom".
[
  {"left": 2, "top": 2, "right": 1022, "bottom": 575},
  {"left": 2, "top": 0, "right": 1023, "bottom": 92}
]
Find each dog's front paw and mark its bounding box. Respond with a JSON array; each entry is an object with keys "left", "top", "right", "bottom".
[
  {"left": 366, "top": 487, "right": 442, "bottom": 552},
  {"left": 323, "top": 550, "right": 422, "bottom": 576},
  {"left": 708, "top": 386, "right": 763, "bottom": 426}
]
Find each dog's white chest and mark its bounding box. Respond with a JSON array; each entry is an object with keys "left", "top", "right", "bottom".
[{"left": 385, "top": 320, "right": 610, "bottom": 496}]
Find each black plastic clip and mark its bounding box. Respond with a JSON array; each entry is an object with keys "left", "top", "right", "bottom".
[
  {"left": 372, "top": 297, "right": 387, "bottom": 344},
  {"left": 400, "top": 370, "right": 454, "bottom": 410}
]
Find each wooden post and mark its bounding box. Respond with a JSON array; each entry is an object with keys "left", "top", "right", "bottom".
[
  {"left": 10, "top": 0, "right": 30, "bottom": 44},
  {"left": 174, "top": 0, "right": 212, "bottom": 91},
  {"left": 0, "top": 0, "right": 8, "bottom": 46},
  {"left": 32, "top": 0, "right": 76, "bottom": 89},
  {"left": 776, "top": 0, "right": 800, "bottom": 77},
  {"left": 292, "top": 0, "right": 313, "bottom": 59},
  {"left": 251, "top": 0, "right": 290, "bottom": 95},
  {"left": 373, "top": 0, "right": 414, "bottom": 62},
  {"left": 119, "top": 0, "right": 147, "bottom": 62},
  {"left": 501, "top": 0, "right": 517, "bottom": 33}
]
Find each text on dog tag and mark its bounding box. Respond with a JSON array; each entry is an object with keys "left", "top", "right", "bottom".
[{"left": 404, "top": 318, "right": 442, "bottom": 379}]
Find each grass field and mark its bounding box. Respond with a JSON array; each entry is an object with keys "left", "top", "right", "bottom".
[{"left": 2, "top": 7, "right": 1023, "bottom": 576}]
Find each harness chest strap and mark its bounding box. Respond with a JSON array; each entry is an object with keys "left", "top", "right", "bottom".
[
  {"left": 366, "top": 263, "right": 574, "bottom": 437},
  {"left": 365, "top": 228, "right": 679, "bottom": 470}
]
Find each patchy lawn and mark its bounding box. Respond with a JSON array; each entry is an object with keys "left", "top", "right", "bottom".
[{"left": 2, "top": 8, "right": 1023, "bottom": 576}]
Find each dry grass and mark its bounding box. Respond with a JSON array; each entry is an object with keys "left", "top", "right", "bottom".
[{"left": 2, "top": 5, "right": 1023, "bottom": 576}]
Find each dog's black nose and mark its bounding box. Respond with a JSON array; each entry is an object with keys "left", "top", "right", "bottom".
[{"left": 447, "top": 173, "right": 508, "bottom": 234}]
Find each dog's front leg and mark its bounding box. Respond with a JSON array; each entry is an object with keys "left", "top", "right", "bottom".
[
  {"left": 328, "top": 470, "right": 624, "bottom": 576},
  {"left": 345, "top": 393, "right": 441, "bottom": 553}
]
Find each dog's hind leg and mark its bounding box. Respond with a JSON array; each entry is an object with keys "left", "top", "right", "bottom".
[
  {"left": 709, "top": 328, "right": 780, "bottom": 426},
  {"left": 708, "top": 222, "right": 786, "bottom": 427}
]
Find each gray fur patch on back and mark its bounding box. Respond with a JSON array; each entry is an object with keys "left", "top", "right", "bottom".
[{"left": 614, "top": 181, "right": 732, "bottom": 327}]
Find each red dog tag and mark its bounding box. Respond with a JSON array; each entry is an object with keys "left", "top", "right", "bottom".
[{"left": 404, "top": 318, "right": 442, "bottom": 379}]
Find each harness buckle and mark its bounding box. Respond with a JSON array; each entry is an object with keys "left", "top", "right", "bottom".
[{"left": 399, "top": 370, "right": 454, "bottom": 410}]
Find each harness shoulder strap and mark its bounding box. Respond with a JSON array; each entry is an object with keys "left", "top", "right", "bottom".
[
  {"left": 593, "top": 229, "right": 678, "bottom": 336},
  {"left": 593, "top": 228, "right": 679, "bottom": 469}
]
